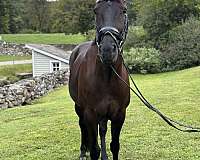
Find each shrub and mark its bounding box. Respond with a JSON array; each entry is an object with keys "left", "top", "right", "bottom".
[
  {"left": 160, "top": 17, "right": 200, "bottom": 71},
  {"left": 85, "top": 29, "right": 96, "bottom": 41},
  {"left": 124, "top": 47, "right": 161, "bottom": 74},
  {"left": 124, "top": 26, "right": 149, "bottom": 49},
  {"left": 19, "top": 29, "right": 40, "bottom": 34}
]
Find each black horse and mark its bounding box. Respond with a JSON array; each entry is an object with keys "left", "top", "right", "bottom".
[{"left": 69, "top": 0, "right": 129, "bottom": 159}]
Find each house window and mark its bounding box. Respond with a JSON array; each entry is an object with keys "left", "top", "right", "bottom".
[{"left": 50, "top": 61, "right": 61, "bottom": 72}]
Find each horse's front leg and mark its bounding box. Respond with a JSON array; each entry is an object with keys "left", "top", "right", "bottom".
[
  {"left": 110, "top": 111, "right": 126, "bottom": 160},
  {"left": 79, "top": 118, "right": 88, "bottom": 160},
  {"left": 84, "top": 109, "right": 100, "bottom": 160},
  {"left": 99, "top": 118, "right": 108, "bottom": 160},
  {"left": 75, "top": 104, "right": 88, "bottom": 160}
]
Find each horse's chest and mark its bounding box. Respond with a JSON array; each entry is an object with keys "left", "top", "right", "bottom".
[{"left": 79, "top": 82, "right": 127, "bottom": 107}]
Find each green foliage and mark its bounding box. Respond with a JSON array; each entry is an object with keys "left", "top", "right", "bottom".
[
  {"left": 124, "top": 26, "right": 148, "bottom": 49},
  {"left": 1, "top": 67, "right": 200, "bottom": 159},
  {"left": 6, "top": 75, "right": 20, "bottom": 84},
  {"left": 124, "top": 47, "right": 161, "bottom": 73},
  {"left": 159, "top": 18, "right": 200, "bottom": 71},
  {"left": 52, "top": 0, "right": 95, "bottom": 34},
  {"left": 0, "top": 0, "right": 9, "bottom": 34},
  {"left": 19, "top": 29, "right": 40, "bottom": 34},
  {"left": 23, "top": 0, "right": 50, "bottom": 33},
  {"left": 0, "top": 0, "right": 96, "bottom": 34},
  {"left": 0, "top": 0, "right": 200, "bottom": 37},
  {"left": 137, "top": 0, "right": 200, "bottom": 41},
  {"left": 85, "top": 29, "right": 96, "bottom": 41}
]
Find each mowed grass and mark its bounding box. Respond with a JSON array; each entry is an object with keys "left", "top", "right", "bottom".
[
  {"left": 0, "top": 64, "right": 32, "bottom": 79},
  {"left": 0, "top": 55, "right": 31, "bottom": 62},
  {"left": 1, "top": 33, "right": 86, "bottom": 44},
  {"left": 0, "top": 67, "right": 200, "bottom": 160}
]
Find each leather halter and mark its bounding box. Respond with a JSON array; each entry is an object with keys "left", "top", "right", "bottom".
[{"left": 95, "top": 0, "right": 128, "bottom": 52}]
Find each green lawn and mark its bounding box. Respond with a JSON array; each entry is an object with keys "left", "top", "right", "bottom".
[
  {"left": 0, "top": 64, "right": 32, "bottom": 79},
  {"left": 0, "top": 55, "right": 31, "bottom": 62},
  {"left": 0, "top": 67, "right": 200, "bottom": 160},
  {"left": 1, "top": 33, "right": 86, "bottom": 44}
]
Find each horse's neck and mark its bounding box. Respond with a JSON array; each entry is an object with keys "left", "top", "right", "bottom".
[{"left": 95, "top": 56, "right": 123, "bottom": 83}]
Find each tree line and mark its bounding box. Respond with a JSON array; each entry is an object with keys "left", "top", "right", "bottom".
[
  {"left": 0, "top": 0, "right": 199, "bottom": 36},
  {"left": 0, "top": 0, "right": 139, "bottom": 34},
  {"left": 0, "top": 0, "right": 95, "bottom": 34}
]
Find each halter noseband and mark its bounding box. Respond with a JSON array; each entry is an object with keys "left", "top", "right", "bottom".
[{"left": 95, "top": 1, "right": 128, "bottom": 53}]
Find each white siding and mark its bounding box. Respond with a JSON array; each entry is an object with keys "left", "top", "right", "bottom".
[
  {"left": 61, "top": 62, "right": 69, "bottom": 69},
  {"left": 33, "top": 51, "right": 69, "bottom": 77}
]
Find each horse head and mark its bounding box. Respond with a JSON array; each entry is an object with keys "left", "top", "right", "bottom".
[{"left": 95, "top": 0, "right": 128, "bottom": 65}]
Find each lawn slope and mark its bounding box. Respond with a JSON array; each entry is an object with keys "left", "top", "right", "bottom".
[
  {"left": 0, "top": 64, "right": 32, "bottom": 80},
  {"left": 0, "top": 67, "right": 200, "bottom": 160},
  {"left": 1, "top": 33, "right": 86, "bottom": 44},
  {"left": 0, "top": 55, "right": 31, "bottom": 62}
]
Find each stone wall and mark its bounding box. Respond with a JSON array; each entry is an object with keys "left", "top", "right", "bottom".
[
  {"left": 0, "top": 69, "right": 69, "bottom": 109},
  {"left": 0, "top": 41, "right": 31, "bottom": 55}
]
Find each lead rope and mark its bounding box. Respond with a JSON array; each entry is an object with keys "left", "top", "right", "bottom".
[{"left": 110, "top": 58, "right": 200, "bottom": 132}]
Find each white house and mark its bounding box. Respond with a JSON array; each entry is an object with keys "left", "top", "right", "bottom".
[{"left": 26, "top": 44, "right": 71, "bottom": 77}]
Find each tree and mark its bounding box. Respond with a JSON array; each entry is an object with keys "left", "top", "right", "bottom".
[
  {"left": 137, "top": 0, "right": 200, "bottom": 41},
  {"left": 0, "top": 0, "right": 9, "bottom": 33},
  {"left": 77, "top": 0, "right": 94, "bottom": 33},
  {"left": 24, "top": 0, "right": 50, "bottom": 32},
  {"left": 53, "top": 0, "right": 95, "bottom": 34}
]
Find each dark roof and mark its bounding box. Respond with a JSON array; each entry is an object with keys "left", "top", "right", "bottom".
[{"left": 26, "top": 44, "right": 71, "bottom": 60}]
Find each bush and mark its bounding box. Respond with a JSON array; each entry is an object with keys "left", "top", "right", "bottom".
[
  {"left": 160, "top": 18, "right": 200, "bottom": 71},
  {"left": 124, "top": 47, "right": 161, "bottom": 74},
  {"left": 7, "top": 76, "right": 19, "bottom": 83},
  {"left": 85, "top": 29, "right": 96, "bottom": 41},
  {"left": 124, "top": 26, "right": 149, "bottom": 50},
  {"left": 19, "top": 29, "right": 40, "bottom": 34}
]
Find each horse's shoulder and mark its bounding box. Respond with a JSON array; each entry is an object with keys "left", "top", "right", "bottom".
[
  {"left": 73, "top": 41, "right": 93, "bottom": 53},
  {"left": 70, "top": 41, "right": 95, "bottom": 67}
]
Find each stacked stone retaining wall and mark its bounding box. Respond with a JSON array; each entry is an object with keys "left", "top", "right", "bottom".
[
  {"left": 0, "top": 69, "right": 69, "bottom": 109},
  {"left": 0, "top": 42, "right": 31, "bottom": 55}
]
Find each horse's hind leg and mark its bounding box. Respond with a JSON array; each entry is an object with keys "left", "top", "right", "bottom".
[
  {"left": 99, "top": 118, "right": 108, "bottom": 160},
  {"left": 110, "top": 112, "right": 125, "bottom": 160},
  {"left": 75, "top": 105, "right": 88, "bottom": 159}
]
